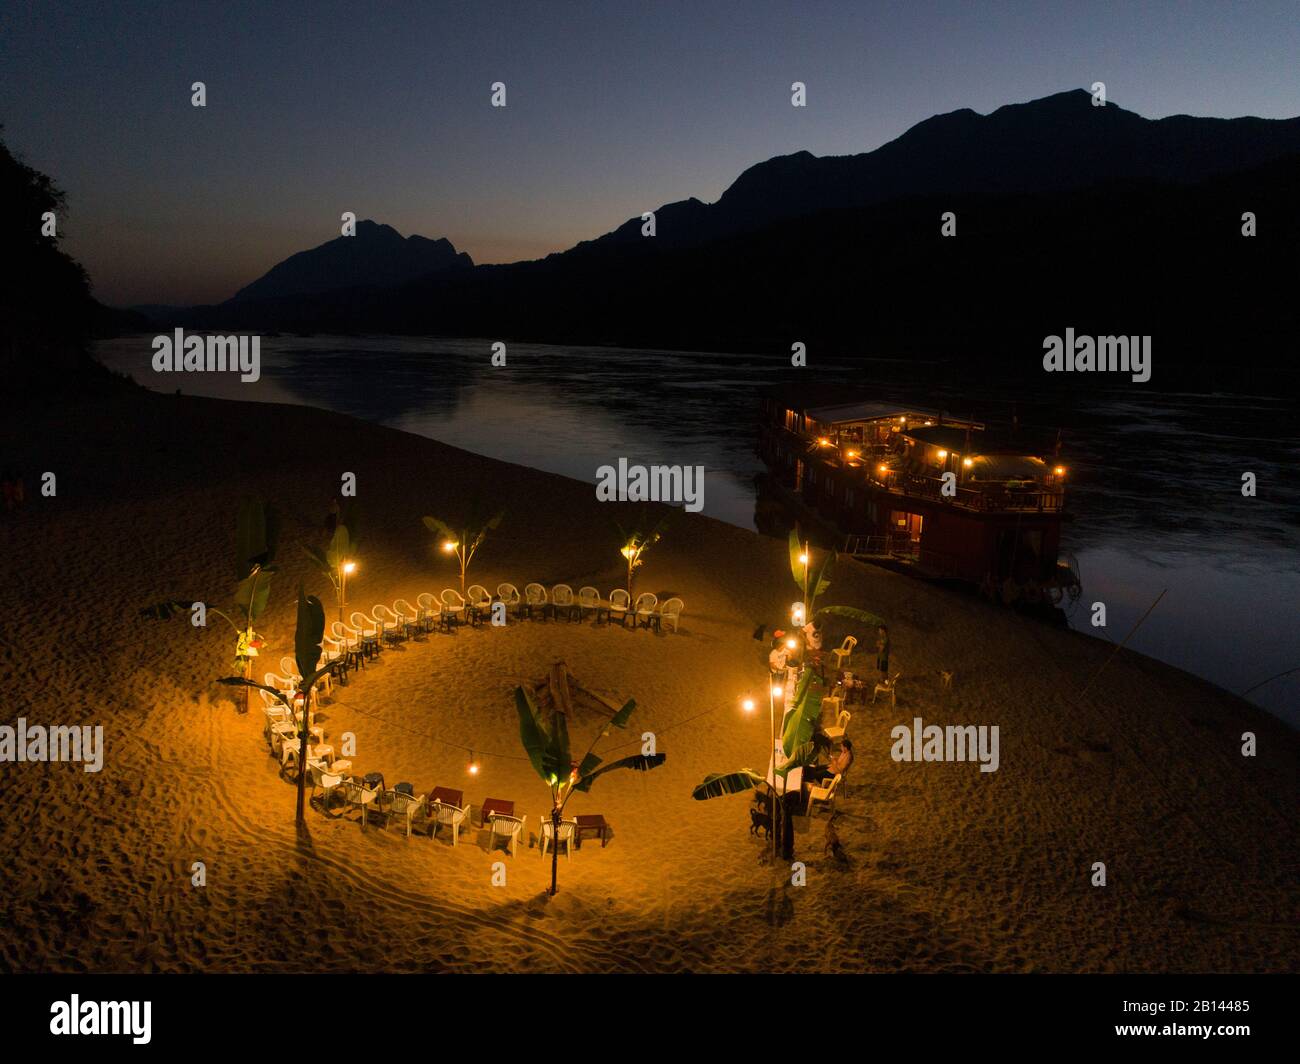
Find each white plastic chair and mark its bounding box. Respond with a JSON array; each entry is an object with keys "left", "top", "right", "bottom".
[
  {"left": 372, "top": 603, "right": 403, "bottom": 646},
  {"left": 551, "top": 584, "right": 578, "bottom": 621},
  {"left": 496, "top": 583, "right": 522, "bottom": 621},
  {"left": 386, "top": 789, "right": 427, "bottom": 837},
  {"left": 824, "top": 708, "right": 851, "bottom": 744},
  {"left": 608, "top": 589, "right": 631, "bottom": 626},
  {"left": 487, "top": 813, "right": 527, "bottom": 857},
  {"left": 466, "top": 584, "right": 492, "bottom": 619},
  {"left": 350, "top": 611, "right": 380, "bottom": 657},
  {"left": 440, "top": 589, "right": 467, "bottom": 626},
  {"left": 658, "top": 597, "right": 684, "bottom": 633},
  {"left": 872, "top": 672, "right": 901, "bottom": 708},
  {"left": 309, "top": 762, "right": 347, "bottom": 813},
  {"left": 634, "top": 592, "right": 658, "bottom": 628},
  {"left": 577, "top": 586, "right": 600, "bottom": 620},
  {"left": 808, "top": 773, "right": 842, "bottom": 818},
  {"left": 538, "top": 817, "right": 577, "bottom": 861},
  {"left": 393, "top": 598, "right": 421, "bottom": 639},
  {"left": 831, "top": 636, "right": 858, "bottom": 671},
  {"left": 416, "top": 592, "right": 440, "bottom": 631},
  {"left": 429, "top": 800, "right": 470, "bottom": 846},
  {"left": 524, "top": 582, "right": 548, "bottom": 620},
  {"left": 342, "top": 777, "right": 381, "bottom": 830},
  {"left": 330, "top": 621, "right": 363, "bottom": 670}
]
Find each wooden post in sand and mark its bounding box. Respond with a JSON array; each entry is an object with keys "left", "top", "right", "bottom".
[
  {"left": 550, "top": 804, "right": 562, "bottom": 895},
  {"left": 295, "top": 679, "right": 314, "bottom": 824}
]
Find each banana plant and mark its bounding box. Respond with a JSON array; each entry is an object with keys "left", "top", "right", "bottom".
[
  {"left": 423, "top": 509, "right": 503, "bottom": 595},
  {"left": 219, "top": 585, "right": 330, "bottom": 824},
  {"left": 515, "top": 685, "right": 665, "bottom": 896},
  {"left": 616, "top": 508, "right": 670, "bottom": 597},
  {"left": 788, "top": 528, "right": 886, "bottom": 630},
  {"left": 691, "top": 668, "right": 827, "bottom": 861},
  {"left": 304, "top": 501, "right": 360, "bottom": 623},
  {"left": 140, "top": 500, "right": 278, "bottom": 714}
]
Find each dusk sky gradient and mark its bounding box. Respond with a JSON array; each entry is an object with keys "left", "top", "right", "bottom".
[{"left": 4, "top": 0, "right": 1298, "bottom": 305}]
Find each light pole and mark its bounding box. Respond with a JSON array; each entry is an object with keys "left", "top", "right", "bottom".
[
  {"left": 339, "top": 560, "right": 356, "bottom": 623},
  {"left": 746, "top": 683, "right": 782, "bottom": 866}
]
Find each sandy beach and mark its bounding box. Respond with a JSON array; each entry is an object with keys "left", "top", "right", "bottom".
[{"left": 0, "top": 388, "right": 1295, "bottom": 974}]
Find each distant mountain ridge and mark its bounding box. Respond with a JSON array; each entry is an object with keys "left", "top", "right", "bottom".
[
  {"left": 229, "top": 219, "right": 471, "bottom": 302},
  {"left": 573, "top": 89, "right": 1300, "bottom": 254},
  {"left": 141, "top": 90, "right": 1300, "bottom": 387}
]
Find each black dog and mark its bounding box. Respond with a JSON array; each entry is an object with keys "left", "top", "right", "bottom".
[{"left": 749, "top": 807, "right": 772, "bottom": 839}]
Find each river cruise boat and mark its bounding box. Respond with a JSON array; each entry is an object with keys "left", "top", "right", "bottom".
[{"left": 759, "top": 397, "right": 1081, "bottom": 606}]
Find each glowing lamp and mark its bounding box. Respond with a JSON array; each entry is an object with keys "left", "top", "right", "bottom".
[
  {"left": 342, "top": 561, "right": 356, "bottom": 574},
  {"left": 741, "top": 697, "right": 755, "bottom": 713},
  {"left": 467, "top": 755, "right": 479, "bottom": 776},
  {"left": 442, "top": 541, "right": 458, "bottom": 553},
  {"left": 1054, "top": 465, "right": 1066, "bottom": 476},
  {"left": 846, "top": 450, "right": 858, "bottom": 459},
  {"left": 785, "top": 638, "right": 797, "bottom": 650},
  {"left": 798, "top": 553, "right": 809, "bottom": 565},
  {"left": 878, "top": 464, "right": 888, "bottom": 474},
  {"left": 772, "top": 686, "right": 784, "bottom": 699},
  {"left": 620, "top": 546, "right": 635, "bottom": 560},
  {"left": 963, "top": 458, "right": 974, "bottom": 468},
  {"left": 937, "top": 449, "right": 947, "bottom": 460}
]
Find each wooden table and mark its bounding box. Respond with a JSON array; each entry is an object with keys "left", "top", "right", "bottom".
[
  {"left": 431, "top": 786, "right": 464, "bottom": 809},
  {"left": 480, "top": 797, "right": 515, "bottom": 825},
  {"left": 575, "top": 814, "right": 609, "bottom": 847}
]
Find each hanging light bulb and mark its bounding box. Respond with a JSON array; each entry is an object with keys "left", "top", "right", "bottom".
[
  {"left": 741, "top": 696, "right": 755, "bottom": 713},
  {"left": 467, "top": 751, "right": 479, "bottom": 775}
]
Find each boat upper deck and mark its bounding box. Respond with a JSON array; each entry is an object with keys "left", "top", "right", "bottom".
[{"left": 769, "top": 400, "right": 1067, "bottom": 515}]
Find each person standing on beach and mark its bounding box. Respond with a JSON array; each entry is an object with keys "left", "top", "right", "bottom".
[{"left": 875, "top": 624, "right": 891, "bottom": 679}]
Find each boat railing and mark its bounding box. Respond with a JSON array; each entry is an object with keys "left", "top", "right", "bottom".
[{"left": 869, "top": 471, "right": 1065, "bottom": 513}]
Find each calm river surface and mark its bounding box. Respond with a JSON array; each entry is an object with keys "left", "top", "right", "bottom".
[{"left": 94, "top": 335, "right": 1300, "bottom": 726}]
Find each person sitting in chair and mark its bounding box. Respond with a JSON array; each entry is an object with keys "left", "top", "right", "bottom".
[{"left": 804, "top": 739, "right": 853, "bottom": 785}]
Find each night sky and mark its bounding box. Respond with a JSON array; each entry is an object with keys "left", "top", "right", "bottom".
[{"left": 4, "top": 0, "right": 1298, "bottom": 306}]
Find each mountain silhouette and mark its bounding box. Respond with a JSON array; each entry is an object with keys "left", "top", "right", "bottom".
[
  {"left": 147, "top": 91, "right": 1300, "bottom": 388},
  {"left": 229, "top": 219, "right": 472, "bottom": 302}
]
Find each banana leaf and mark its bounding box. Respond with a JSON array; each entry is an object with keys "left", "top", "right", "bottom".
[
  {"left": 605, "top": 698, "right": 637, "bottom": 731},
  {"left": 339, "top": 501, "right": 360, "bottom": 548},
  {"left": 235, "top": 570, "right": 271, "bottom": 624},
  {"left": 547, "top": 703, "right": 573, "bottom": 784},
  {"left": 302, "top": 543, "right": 332, "bottom": 577},
  {"left": 325, "top": 525, "right": 350, "bottom": 569},
  {"left": 294, "top": 585, "right": 326, "bottom": 682},
  {"left": 514, "top": 686, "right": 555, "bottom": 782},
  {"left": 574, "top": 752, "right": 665, "bottom": 792},
  {"left": 691, "top": 769, "right": 764, "bottom": 801},
  {"left": 235, "top": 500, "right": 278, "bottom": 578},
  {"left": 781, "top": 668, "right": 824, "bottom": 756},
  {"left": 422, "top": 515, "right": 455, "bottom": 540},
  {"left": 138, "top": 600, "right": 195, "bottom": 620},
  {"left": 813, "top": 550, "right": 834, "bottom": 599},
  {"left": 816, "top": 604, "right": 888, "bottom": 628},
  {"left": 788, "top": 529, "right": 806, "bottom": 587},
  {"left": 775, "top": 742, "right": 817, "bottom": 777}
]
